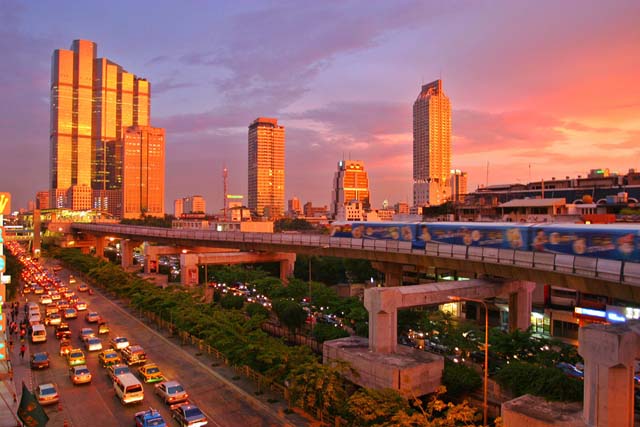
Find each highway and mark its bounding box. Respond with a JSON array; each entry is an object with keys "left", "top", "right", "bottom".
[{"left": 15, "top": 265, "right": 306, "bottom": 427}]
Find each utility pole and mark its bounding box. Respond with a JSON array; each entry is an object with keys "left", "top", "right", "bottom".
[{"left": 222, "top": 165, "right": 228, "bottom": 221}]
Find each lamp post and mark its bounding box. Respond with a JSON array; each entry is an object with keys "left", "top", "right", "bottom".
[{"left": 449, "top": 296, "right": 489, "bottom": 427}]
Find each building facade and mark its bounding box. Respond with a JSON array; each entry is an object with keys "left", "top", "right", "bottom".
[
  {"left": 121, "top": 126, "right": 165, "bottom": 218},
  {"left": 248, "top": 117, "right": 285, "bottom": 219},
  {"left": 50, "top": 39, "right": 161, "bottom": 218},
  {"left": 450, "top": 169, "right": 468, "bottom": 203},
  {"left": 413, "top": 79, "right": 451, "bottom": 207},
  {"left": 330, "top": 160, "right": 371, "bottom": 218},
  {"left": 288, "top": 197, "right": 302, "bottom": 217},
  {"left": 182, "top": 195, "right": 206, "bottom": 214}
]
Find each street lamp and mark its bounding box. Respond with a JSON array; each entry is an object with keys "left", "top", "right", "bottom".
[{"left": 449, "top": 296, "right": 489, "bottom": 427}]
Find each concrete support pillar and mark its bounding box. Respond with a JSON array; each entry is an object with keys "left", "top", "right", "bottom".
[
  {"left": 279, "top": 253, "right": 296, "bottom": 284},
  {"left": 94, "top": 236, "right": 106, "bottom": 260},
  {"left": 180, "top": 253, "right": 200, "bottom": 286},
  {"left": 579, "top": 323, "right": 640, "bottom": 427},
  {"left": 120, "top": 240, "right": 140, "bottom": 270},
  {"left": 32, "top": 209, "right": 41, "bottom": 257},
  {"left": 507, "top": 281, "right": 536, "bottom": 332},
  {"left": 371, "top": 261, "right": 404, "bottom": 287},
  {"left": 144, "top": 254, "right": 158, "bottom": 274},
  {"left": 364, "top": 287, "right": 400, "bottom": 354}
]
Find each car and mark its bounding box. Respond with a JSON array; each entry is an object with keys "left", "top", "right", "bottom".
[
  {"left": 50, "top": 292, "right": 61, "bottom": 301},
  {"left": 557, "top": 362, "right": 584, "bottom": 380},
  {"left": 107, "top": 363, "right": 131, "bottom": 381},
  {"left": 98, "top": 349, "right": 122, "bottom": 367},
  {"left": 33, "top": 286, "right": 45, "bottom": 295},
  {"left": 63, "top": 290, "right": 75, "bottom": 299},
  {"left": 122, "top": 345, "right": 147, "bottom": 366},
  {"left": 68, "top": 275, "right": 77, "bottom": 284},
  {"left": 63, "top": 307, "right": 78, "bottom": 319},
  {"left": 155, "top": 380, "right": 189, "bottom": 406},
  {"left": 138, "top": 363, "right": 165, "bottom": 383},
  {"left": 85, "top": 337, "right": 103, "bottom": 352},
  {"left": 30, "top": 352, "right": 51, "bottom": 370},
  {"left": 67, "top": 349, "right": 86, "bottom": 367},
  {"left": 70, "top": 365, "right": 92, "bottom": 385},
  {"left": 134, "top": 408, "right": 167, "bottom": 427},
  {"left": 45, "top": 304, "right": 59, "bottom": 316},
  {"left": 59, "top": 339, "right": 73, "bottom": 357},
  {"left": 39, "top": 294, "right": 53, "bottom": 305},
  {"left": 98, "top": 322, "right": 110, "bottom": 335},
  {"left": 172, "top": 404, "right": 208, "bottom": 427},
  {"left": 79, "top": 327, "right": 95, "bottom": 342},
  {"left": 110, "top": 336, "right": 130, "bottom": 351},
  {"left": 77, "top": 283, "right": 89, "bottom": 292},
  {"left": 56, "top": 300, "right": 70, "bottom": 311},
  {"left": 45, "top": 312, "right": 62, "bottom": 326},
  {"left": 85, "top": 311, "right": 100, "bottom": 323},
  {"left": 75, "top": 301, "right": 87, "bottom": 311},
  {"left": 35, "top": 383, "right": 60, "bottom": 406}
]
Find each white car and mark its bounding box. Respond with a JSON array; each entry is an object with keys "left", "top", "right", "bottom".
[
  {"left": 110, "top": 336, "right": 130, "bottom": 351},
  {"left": 85, "top": 337, "right": 103, "bottom": 352},
  {"left": 39, "top": 294, "right": 53, "bottom": 305}
]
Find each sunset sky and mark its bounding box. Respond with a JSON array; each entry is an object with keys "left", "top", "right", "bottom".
[{"left": 1, "top": 0, "right": 639, "bottom": 212}]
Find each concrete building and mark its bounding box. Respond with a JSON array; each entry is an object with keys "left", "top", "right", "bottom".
[
  {"left": 248, "top": 117, "right": 285, "bottom": 219},
  {"left": 50, "top": 39, "right": 162, "bottom": 218},
  {"left": 330, "top": 160, "right": 371, "bottom": 218},
  {"left": 450, "top": 169, "right": 468, "bottom": 203},
  {"left": 183, "top": 195, "right": 206, "bottom": 214},
  {"left": 174, "top": 199, "right": 184, "bottom": 218},
  {"left": 36, "top": 190, "right": 50, "bottom": 210},
  {"left": 121, "top": 126, "right": 165, "bottom": 218},
  {"left": 413, "top": 80, "right": 451, "bottom": 207},
  {"left": 287, "top": 197, "right": 302, "bottom": 217}
]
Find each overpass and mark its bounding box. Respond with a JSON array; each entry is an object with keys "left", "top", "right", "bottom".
[{"left": 70, "top": 222, "right": 640, "bottom": 302}]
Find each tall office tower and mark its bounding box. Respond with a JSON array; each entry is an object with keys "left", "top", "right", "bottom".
[
  {"left": 50, "top": 39, "right": 154, "bottom": 213},
  {"left": 450, "top": 169, "right": 468, "bottom": 203},
  {"left": 121, "top": 126, "right": 165, "bottom": 219},
  {"left": 413, "top": 79, "right": 452, "bottom": 207},
  {"left": 183, "top": 195, "right": 206, "bottom": 214},
  {"left": 330, "top": 160, "right": 371, "bottom": 218},
  {"left": 248, "top": 118, "right": 285, "bottom": 219}
]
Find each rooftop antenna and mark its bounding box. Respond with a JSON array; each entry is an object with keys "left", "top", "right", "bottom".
[
  {"left": 223, "top": 164, "right": 228, "bottom": 221},
  {"left": 486, "top": 161, "right": 490, "bottom": 188}
]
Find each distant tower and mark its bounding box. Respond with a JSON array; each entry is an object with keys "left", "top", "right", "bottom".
[
  {"left": 223, "top": 165, "right": 228, "bottom": 220},
  {"left": 330, "top": 160, "right": 370, "bottom": 218},
  {"left": 248, "top": 117, "right": 285, "bottom": 219},
  {"left": 413, "top": 79, "right": 451, "bottom": 206}
]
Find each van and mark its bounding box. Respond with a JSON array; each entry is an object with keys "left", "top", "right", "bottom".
[
  {"left": 113, "top": 373, "right": 144, "bottom": 404},
  {"left": 31, "top": 324, "right": 47, "bottom": 343}
]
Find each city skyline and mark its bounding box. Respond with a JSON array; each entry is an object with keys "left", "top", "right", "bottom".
[{"left": 1, "top": 1, "right": 639, "bottom": 211}]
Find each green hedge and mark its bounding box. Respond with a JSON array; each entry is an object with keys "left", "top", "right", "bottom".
[{"left": 495, "top": 361, "right": 583, "bottom": 402}]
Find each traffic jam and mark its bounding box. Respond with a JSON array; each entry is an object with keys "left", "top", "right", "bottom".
[{"left": 6, "top": 241, "right": 207, "bottom": 427}]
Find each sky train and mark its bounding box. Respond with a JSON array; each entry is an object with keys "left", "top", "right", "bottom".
[{"left": 329, "top": 221, "right": 640, "bottom": 262}]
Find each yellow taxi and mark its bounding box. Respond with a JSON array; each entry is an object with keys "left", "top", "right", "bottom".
[
  {"left": 98, "top": 349, "right": 122, "bottom": 367},
  {"left": 137, "top": 362, "right": 164, "bottom": 383},
  {"left": 67, "top": 348, "right": 86, "bottom": 367}
]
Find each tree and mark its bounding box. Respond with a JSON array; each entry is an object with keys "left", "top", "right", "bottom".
[
  {"left": 346, "top": 388, "right": 411, "bottom": 426},
  {"left": 220, "top": 295, "right": 245, "bottom": 310},
  {"left": 272, "top": 299, "right": 307, "bottom": 332}
]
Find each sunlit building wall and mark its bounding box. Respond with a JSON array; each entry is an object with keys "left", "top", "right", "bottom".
[
  {"left": 183, "top": 195, "right": 206, "bottom": 214},
  {"left": 122, "top": 126, "right": 165, "bottom": 218},
  {"left": 50, "top": 39, "right": 155, "bottom": 215},
  {"left": 174, "top": 199, "right": 184, "bottom": 218},
  {"left": 330, "top": 160, "right": 371, "bottom": 218},
  {"left": 413, "top": 79, "right": 451, "bottom": 207},
  {"left": 450, "top": 169, "right": 468, "bottom": 203},
  {"left": 36, "top": 191, "right": 50, "bottom": 210},
  {"left": 248, "top": 117, "right": 285, "bottom": 219}
]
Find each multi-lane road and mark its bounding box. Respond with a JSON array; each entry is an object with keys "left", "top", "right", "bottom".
[{"left": 15, "top": 265, "right": 307, "bottom": 427}]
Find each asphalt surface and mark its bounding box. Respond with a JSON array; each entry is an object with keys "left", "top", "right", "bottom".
[{"left": 2, "top": 262, "right": 313, "bottom": 427}]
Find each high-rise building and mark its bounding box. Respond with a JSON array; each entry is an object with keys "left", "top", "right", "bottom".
[
  {"left": 121, "top": 126, "right": 165, "bottom": 218},
  {"left": 248, "top": 117, "right": 285, "bottom": 219},
  {"left": 50, "top": 39, "right": 159, "bottom": 217},
  {"left": 330, "top": 160, "right": 371, "bottom": 218},
  {"left": 413, "top": 79, "right": 451, "bottom": 207},
  {"left": 36, "top": 191, "right": 50, "bottom": 210},
  {"left": 450, "top": 169, "right": 468, "bottom": 203}
]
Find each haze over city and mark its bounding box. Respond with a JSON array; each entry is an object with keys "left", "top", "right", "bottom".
[{"left": 1, "top": 0, "right": 639, "bottom": 211}]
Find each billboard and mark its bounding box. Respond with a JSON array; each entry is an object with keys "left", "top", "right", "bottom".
[{"left": 0, "top": 192, "right": 10, "bottom": 215}]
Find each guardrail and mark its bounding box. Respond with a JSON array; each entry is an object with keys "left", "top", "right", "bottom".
[{"left": 72, "top": 223, "right": 640, "bottom": 286}]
